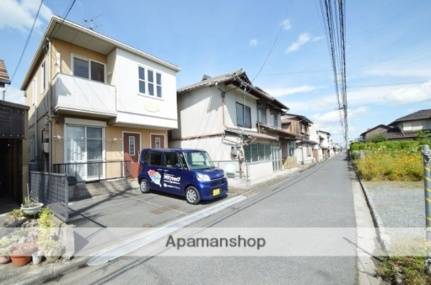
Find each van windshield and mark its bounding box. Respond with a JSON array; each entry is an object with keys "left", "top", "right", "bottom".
[{"left": 183, "top": 151, "right": 215, "bottom": 170}]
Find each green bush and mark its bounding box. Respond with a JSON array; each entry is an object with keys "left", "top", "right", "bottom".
[
  {"left": 354, "top": 151, "right": 423, "bottom": 181},
  {"left": 350, "top": 140, "right": 430, "bottom": 153}
]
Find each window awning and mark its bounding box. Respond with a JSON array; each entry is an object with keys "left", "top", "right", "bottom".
[{"left": 225, "top": 128, "right": 279, "bottom": 141}]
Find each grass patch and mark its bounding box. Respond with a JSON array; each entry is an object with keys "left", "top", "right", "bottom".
[
  {"left": 354, "top": 151, "right": 423, "bottom": 181},
  {"left": 377, "top": 256, "right": 431, "bottom": 285}
]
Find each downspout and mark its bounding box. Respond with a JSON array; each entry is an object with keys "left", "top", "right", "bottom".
[{"left": 47, "top": 38, "right": 53, "bottom": 173}]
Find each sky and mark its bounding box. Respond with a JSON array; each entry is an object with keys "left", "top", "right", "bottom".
[{"left": 1, "top": 0, "right": 431, "bottom": 144}]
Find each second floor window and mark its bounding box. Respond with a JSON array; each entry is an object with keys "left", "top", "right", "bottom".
[
  {"left": 156, "top": 72, "right": 162, "bottom": 97},
  {"left": 270, "top": 110, "right": 278, "bottom": 128},
  {"left": 257, "top": 105, "right": 267, "bottom": 124},
  {"left": 73, "top": 56, "right": 105, "bottom": 83},
  {"left": 138, "top": 67, "right": 146, "bottom": 93},
  {"left": 138, "top": 66, "right": 162, "bottom": 97},
  {"left": 236, "top": 102, "right": 251, "bottom": 128}
]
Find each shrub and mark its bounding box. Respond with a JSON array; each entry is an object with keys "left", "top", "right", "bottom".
[{"left": 355, "top": 151, "right": 423, "bottom": 181}]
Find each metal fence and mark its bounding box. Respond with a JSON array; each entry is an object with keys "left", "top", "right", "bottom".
[
  {"left": 52, "top": 160, "right": 131, "bottom": 184},
  {"left": 30, "top": 171, "right": 69, "bottom": 222}
]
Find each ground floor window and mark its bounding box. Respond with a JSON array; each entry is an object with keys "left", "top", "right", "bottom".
[
  {"left": 243, "top": 143, "right": 271, "bottom": 163},
  {"left": 287, "top": 141, "right": 296, "bottom": 157},
  {"left": 65, "top": 125, "right": 104, "bottom": 180}
]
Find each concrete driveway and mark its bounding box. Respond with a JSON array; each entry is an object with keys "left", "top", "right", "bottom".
[{"left": 67, "top": 188, "right": 222, "bottom": 228}]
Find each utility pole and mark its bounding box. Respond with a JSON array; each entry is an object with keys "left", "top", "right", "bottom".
[{"left": 423, "top": 144, "right": 431, "bottom": 273}]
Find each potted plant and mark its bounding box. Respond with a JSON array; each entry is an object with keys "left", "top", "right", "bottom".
[
  {"left": 0, "top": 237, "right": 15, "bottom": 264},
  {"left": 21, "top": 190, "right": 43, "bottom": 216},
  {"left": 10, "top": 242, "right": 37, "bottom": 267},
  {"left": 40, "top": 239, "right": 63, "bottom": 263}
]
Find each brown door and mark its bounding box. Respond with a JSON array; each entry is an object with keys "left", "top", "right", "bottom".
[
  {"left": 151, "top": 134, "right": 165, "bottom": 148},
  {"left": 123, "top": 133, "right": 140, "bottom": 178}
]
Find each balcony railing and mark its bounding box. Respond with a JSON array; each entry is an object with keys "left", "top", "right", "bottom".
[
  {"left": 52, "top": 160, "right": 131, "bottom": 184},
  {"left": 52, "top": 73, "right": 117, "bottom": 118}
]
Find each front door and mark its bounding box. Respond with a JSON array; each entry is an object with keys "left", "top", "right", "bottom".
[
  {"left": 123, "top": 133, "right": 140, "bottom": 178},
  {"left": 151, "top": 134, "right": 165, "bottom": 148}
]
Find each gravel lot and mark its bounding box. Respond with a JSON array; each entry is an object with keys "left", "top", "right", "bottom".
[{"left": 364, "top": 181, "right": 424, "bottom": 227}]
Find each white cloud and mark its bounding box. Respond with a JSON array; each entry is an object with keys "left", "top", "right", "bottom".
[
  {"left": 364, "top": 66, "right": 431, "bottom": 78},
  {"left": 266, "top": 85, "right": 317, "bottom": 97},
  {"left": 284, "top": 80, "right": 431, "bottom": 114},
  {"left": 1, "top": 86, "right": 25, "bottom": 104},
  {"left": 348, "top": 81, "right": 431, "bottom": 105},
  {"left": 280, "top": 18, "right": 292, "bottom": 31},
  {"left": 285, "top": 33, "right": 323, "bottom": 54},
  {"left": 249, "top": 38, "right": 258, "bottom": 47},
  {"left": 0, "top": 0, "right": 53, "bottom": 32},
  {"left": 312, "top": 107, "right": 367, "bottom": 124}
]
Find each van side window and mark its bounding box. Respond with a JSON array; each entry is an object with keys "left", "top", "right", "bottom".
[
  {"left": 142, "top": 151, "right": 150, "bottom": 164},
  {"left": 150, "top": 151, "right": 163, "bottom": 166},
  {"left": 165, "top": 152, "right": 179, "bottom": 168}
]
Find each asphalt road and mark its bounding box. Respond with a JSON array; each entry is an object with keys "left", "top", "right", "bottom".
[{"left": 50, "top": 154, "right": 357, "bottom": 285}]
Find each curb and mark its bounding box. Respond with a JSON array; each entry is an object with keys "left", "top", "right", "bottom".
[{"left": 352, "top": 165, "right": 390, "bottom": 253}]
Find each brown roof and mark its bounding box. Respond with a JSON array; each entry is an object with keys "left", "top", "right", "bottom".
[
  {"left": 0, "top": 59, "right": 11, "bottom": 85},
  {"left": 281, "top": 113, "right": 313, "bottom": 125}
]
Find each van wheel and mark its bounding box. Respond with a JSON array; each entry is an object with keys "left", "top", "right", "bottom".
[
  {"left": 140, "top": 179, "right": 150, "bottom": 193},
  {"left": 185, "top": 186, "right": 200, "bottom": 204}
]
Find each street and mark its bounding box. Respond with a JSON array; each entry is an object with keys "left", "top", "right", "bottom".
[{"left": 49, "top": 154, "right": 358, "bottom": 285}]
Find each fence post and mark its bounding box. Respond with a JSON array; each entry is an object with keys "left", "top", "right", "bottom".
[{"left": 423, "top": 145, "right": 431, "bottom": 273}]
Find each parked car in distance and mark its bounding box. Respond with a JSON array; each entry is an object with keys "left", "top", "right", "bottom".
[{"left": 138, "top": 148, "right": 228, "bottom": 204}]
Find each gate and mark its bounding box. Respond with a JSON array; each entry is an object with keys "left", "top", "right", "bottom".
[{"left": 29, "top": 171, "right": 69, "bottom": 222}]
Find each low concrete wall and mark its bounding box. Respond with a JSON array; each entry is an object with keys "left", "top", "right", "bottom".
[{"left": 247, "top": 161, "right": 273, "bottom": 181}]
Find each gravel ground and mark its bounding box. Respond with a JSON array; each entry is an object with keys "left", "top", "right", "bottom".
[{"left": 364, "top": 181, "right": 424, "bottom": 227}]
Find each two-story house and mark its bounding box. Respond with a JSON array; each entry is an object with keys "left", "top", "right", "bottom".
[
  {"left": 280, "top": 114, "right": 317, "bottom": 166},
  {"left": 170, "top": 69, "right": 290, "bottom": 181},
  {"left": 360, "top": 109, "right": 431, "bottom": 141},
  {"left": 317, "top": 130, "right": 332, "bottom": 159},
  {"left": 21, "top": 16, "right": 179, "bottom": 182}
]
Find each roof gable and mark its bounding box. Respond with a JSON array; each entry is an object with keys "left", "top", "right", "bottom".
[{"left": 390, "top": 109, "right": 431, "bottom": 125}]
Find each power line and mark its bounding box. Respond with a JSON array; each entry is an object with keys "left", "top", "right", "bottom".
[
  {"left": 9, "top": 0, "right": 44, "bottom": 85},
  {"left": 51, "top": 0, "right": 77, "bottom": 37},
  {"left": 319, "top": 0, "right": 348, "bottom": 147},
  {"left": 251, "top": 25, "right": 284, "bottom": 83}
]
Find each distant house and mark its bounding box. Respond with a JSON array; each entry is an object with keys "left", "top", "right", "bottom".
[
  {"left": 170, "top": 69, "right": 291, "bottom": 182},
  {"left": 280, "top": 114, "right": 317, "bottom": 166},
  {"left": 317, "top": 130, "right": 332, "bottom": 159},
  {"left": 360, "top": 109, "right": 431, "bottom": 141},
  {"left": 360, "top": 124, "right": 391, "bottom": 141}
]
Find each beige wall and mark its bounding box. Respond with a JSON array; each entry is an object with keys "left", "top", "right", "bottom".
[
  {"left": 51, "top": 39, "right": 107, "bottom": 78},
  {"left": 51, "top": 118, "right": 167, "bottom": 178}
]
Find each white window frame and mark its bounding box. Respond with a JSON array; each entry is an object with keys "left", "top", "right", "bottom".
[
  {"left": 64, "top": 118, "right": 106, "bottom": 181},
  {"left": 150, "top": 133, "right": 166, "bottom": 148},
  {"left": 128, "top": 136, "right": 136, "bottom": 156},
  {"left": 137, "top": 64, "right": 163, "bottom": 99},
  {"left": 71, "top": 54, "right": 107, "bottom": 83},
  {"left": 155, "top": 72, "right": 162, "bottom": 97},
  {"left": 138, "top": 66, "right": 146, "bottom": 95}
]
